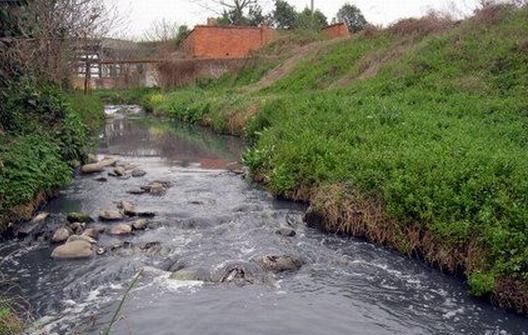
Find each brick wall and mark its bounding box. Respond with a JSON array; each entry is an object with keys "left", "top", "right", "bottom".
[
  {"left": 182, "top": 26, "right": 275, "bottom": 59},
  {"left": 322, "top": 23, "right": 350, "bottom": 39}
]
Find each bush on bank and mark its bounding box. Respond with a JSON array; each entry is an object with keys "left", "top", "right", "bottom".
[
  {"left": 0, "top": 81, "right": 103, "bottom": 230},
  {"left": 143, "top": 5, "right": 528, "bottom": 310}
]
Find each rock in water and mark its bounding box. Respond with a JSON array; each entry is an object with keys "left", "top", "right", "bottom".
[
  {"left": 32, "top": 212, "right": 49, "bottom": 224},
  {"left": 132, "top": 219, "right": 147, "bottom": 230},
  {"left": 82, "top": 227, "right": 101, "bottom": 239},
  {"left": 51, "top": 240, "right": 93, "bottom": 259},
  {"left": 98, "top": 157, "right": 117, "bottom": 167},
  {"left": 112, "top": 166, "right": 126, "bottom": 177},
  {"left": 148, "top": 182, "right": 166, "bottom": 195},
  {"left": 51, "top": 228, "right": 71, "bottom": 243},
  {"left": 254, "top": 255, "right": 304, "bottom": 273},
  {"left": 127, "top": 188, "right": 147, "bottom": 195},
  {"left": 131, "top": 169, "right": 147, "bottom": 177},
  {"left": 137, "top": 211, "right": 156, "bottom": 218},
  {"left": 67, "top": 212, "right": 93, "bottom": 223},
  {"left": 117, "top": 201, "right": 136, "bottom": 216},
  {"left": 99, "top": 210, "right": 124, "bottom": 221},
  {"left": 81, "top": 163, "right": 104, "bottom": 174},
  {"left": 275, "top": 226, "right": 296, "bottom": 237},
  {"left": 109, "top": 224, "right": 132, "bottom": 236},
  {"left": 67, "top": 234, "right": 97, "bottom": 244}
]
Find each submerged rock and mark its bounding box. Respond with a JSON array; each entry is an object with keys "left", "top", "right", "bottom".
[
  {"left": 137, "top": 211, "right": 156, "bottom": 218},
  {"left": 109, "top": 223, "right": 132, "bottom": 236},
  {"left": 127, "top": 188, "right": 147, "bottom": 195},
  {"left": 99, "top": 210, "right": 124, "bottom": 222},
  {"left": 211, "top": 262, "right": 265, "bottom": 285},
  {"left": 51, "top": 240, "right": 93, "bottom": 259},
  {"left": 170, "top": 268, "right": 211, "bottom": 282},
  {"left": 131, "top": 169, "right": 147, "bottom": 177},
  {"left": 275, "top": 226, "right": 296, "bottom": 237},
  {"left": 67, "top": 212, "right": 93, "bottom": 223},
  {"left": 51, "top": 227, "right": 71, "bottom": 243},
  {"left": 254, "top": 255, "right": 304, "bottom": 273}
]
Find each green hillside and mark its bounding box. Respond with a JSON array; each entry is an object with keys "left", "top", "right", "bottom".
[{"left": 147, "top": 5, "right": 528, "bottom": 313}]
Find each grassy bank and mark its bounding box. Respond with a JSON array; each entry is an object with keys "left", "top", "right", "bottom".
[
  {"left": 0, "top": 82, "right": 104, "bottom": 231},
  {"left": 145, "top": 5, "right": 528, "bottom": 313}
]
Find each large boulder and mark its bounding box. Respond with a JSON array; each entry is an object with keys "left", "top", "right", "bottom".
[
  {"left": 51, "top": 227, "right": 71, "bottom": 243},
  {"left": 254, "top": 255, "right": 304, "bottom": 273},
  {"left": 109, "top": 223, "right": 132, "bottom": 236},
  {"left": 51, "top": 240, "right": 93, "bottom": 259},
  {"left": 99, "top": 210, "right": 124, "bottom": 222},
  {"left": 66, "top": 212, "right": 93, "bottom": 223}
]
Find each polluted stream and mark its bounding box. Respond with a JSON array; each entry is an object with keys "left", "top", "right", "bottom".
[{"left": 1, "top": 106, "right": 528, "bottom": 335}]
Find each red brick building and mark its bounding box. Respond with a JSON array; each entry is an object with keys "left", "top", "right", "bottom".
[
  {"left": 181, "top": 25, "right": 275, "bottom": 59},
  {"left": 322, "top": 23, "right": 350, "bottom": 39}
]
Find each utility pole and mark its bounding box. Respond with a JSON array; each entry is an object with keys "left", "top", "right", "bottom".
[{"left": 311, "top": 0, "right": 314, "bottom": 13}]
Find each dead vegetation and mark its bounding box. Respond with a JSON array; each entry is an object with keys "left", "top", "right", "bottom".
[{"left": 387, "top": 12, "right": 455, "bottom": 37}]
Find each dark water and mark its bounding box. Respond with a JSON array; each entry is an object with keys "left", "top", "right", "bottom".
[{"left": 1, "top": 106, "right": 528, "bottom": 335}]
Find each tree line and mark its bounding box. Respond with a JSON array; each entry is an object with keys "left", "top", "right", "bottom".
[{"left": 191, "top": 0, "right": 368, "bottom": 33}]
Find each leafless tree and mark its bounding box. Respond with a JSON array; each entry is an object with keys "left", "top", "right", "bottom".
[
  {"left": 190, "top": 0, "right": 258, "bottom": 15},
  {"left": 0, "top": 0, "right": 121, "bottom": 87}
]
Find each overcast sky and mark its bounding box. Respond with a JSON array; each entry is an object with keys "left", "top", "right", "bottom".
[{"left": 109, "top": 0, "right": 482, "bottom": 39}]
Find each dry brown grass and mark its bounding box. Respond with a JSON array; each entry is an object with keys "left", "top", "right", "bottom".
[
  {"left": 472, "top": 2, "right": 515, "bottom": 25},
  {"left": 388, "top": 12, "right": 455, "bottom": 37},
  {"left": 494, "top": 278, "right": 528, "bottom": 314}
]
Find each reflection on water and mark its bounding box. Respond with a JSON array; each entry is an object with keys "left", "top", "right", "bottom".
[{"left": 101, "top": 114, "right": 244, "bottom": 169}]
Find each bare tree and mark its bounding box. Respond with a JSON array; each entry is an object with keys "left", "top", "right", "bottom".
[
  {"left": 190, "top": 0, "right": 262, "bottom": 25},
  {"left": 0, "top": 0, "right": 121, "bottom": 87}
]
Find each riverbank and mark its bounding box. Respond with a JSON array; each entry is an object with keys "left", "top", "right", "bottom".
[
  {"left": 137, "top": 5, "right": 528, "bottom": 314},
  {"left": 0, "top": 82, "right": 104, "bottom": 233}
]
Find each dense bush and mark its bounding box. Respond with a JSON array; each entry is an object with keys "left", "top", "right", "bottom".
[{"left": 0, "top": 81, "right": 103, "bottom": 227}]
